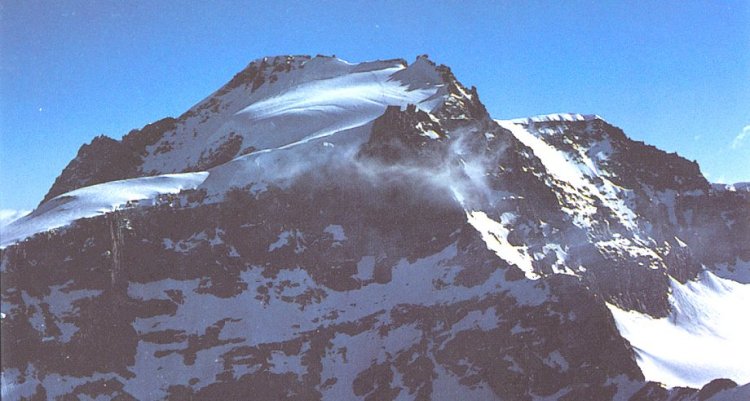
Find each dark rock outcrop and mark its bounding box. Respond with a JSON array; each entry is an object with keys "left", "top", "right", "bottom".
[{"left": 5, "top": 55, "right": 748, "bottom": 400}]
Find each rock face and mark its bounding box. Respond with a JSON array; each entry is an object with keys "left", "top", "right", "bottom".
[
  {"left": 42, "top": 117, "right": 180, "bottom": 203},
  {"left": 359, "top": 104, "right": 449, "bottom": 165},
  {"left": 2, "top": 55, "right": 749, "bottom": 401}
]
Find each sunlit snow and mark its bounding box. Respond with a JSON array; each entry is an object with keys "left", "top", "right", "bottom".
[
  {"left": 466, "top": 210, "right": 539, "bottom": 280},
  {"left": 0, "top": 210, "right": 30, "bottom": 227},
  {"left": 0, "top": 172, "right": 208, "bottom": 248},
  {"left": 496, "top": 118, "right": 639, "bottom": 233},
  {"left": 608, "top": 271, "right": 750, "bottom": 388},
  {"left": 141, "top": 57, "right": 445, "bottom": 174}
]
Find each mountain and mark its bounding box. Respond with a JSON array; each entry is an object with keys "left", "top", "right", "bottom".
[{"left": 1, "top": 55, "right": 748, "bottom": 401}]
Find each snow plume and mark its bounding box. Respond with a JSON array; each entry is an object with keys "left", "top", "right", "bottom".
[
  {"left": 0, "top": 209, "right": 30, "bottom": 228},
  {"left": 0, "top": 173, "right": 209, "bottom": 248},
  {"left": 173, "top": 56, "right": 496, "bottom": 210},
  {"left": 350, "top": 122, "right": 509, "bottom": 212},
  {"left": 200, "top": 123, "right": 375, "bottom": 200},
  {"left": 443, "top": 125, "right": 510, "bottom": 208},
  {"left": 202, "top": 107, "right": 504, "bottom": 215},
  {"left": 202, "top": 108, "right": 543, "bottom": 286}
]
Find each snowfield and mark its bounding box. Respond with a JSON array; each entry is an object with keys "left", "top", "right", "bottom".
[
  {"left": 141, "top": 56, "right": 447, "bottom": 174},
  {"left": 608, "top": 271, "right": 750, "bottom": 388},
  {"left": 0, "top": 172, "right": 208, "bottom": 248},
  {"left": 2, "top": 56, "right": 448, "bottom": 249}
]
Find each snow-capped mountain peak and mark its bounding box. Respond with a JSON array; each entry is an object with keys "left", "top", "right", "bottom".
[
  {"left": 40, "top": 55, "right": 474, "bottom": 204},
  {"left": 2, "top": 55, "right": 748, "bottom": 401}
]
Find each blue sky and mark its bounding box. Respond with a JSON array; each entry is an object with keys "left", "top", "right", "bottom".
[{"left": 1, "top": 0, "right": 748, "bottom": 211}]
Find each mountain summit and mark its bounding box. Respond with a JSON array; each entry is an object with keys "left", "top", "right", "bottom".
[{"left": 1, "top": 55, "right": 748, "bottom": 401}]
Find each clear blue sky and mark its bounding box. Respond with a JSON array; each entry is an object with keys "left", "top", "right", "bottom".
[{"left": 1, "top": 0, "right": 749, "bottom": 211}]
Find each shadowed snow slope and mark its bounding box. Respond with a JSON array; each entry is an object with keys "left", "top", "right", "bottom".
[{"left": 608, "top": 271, "right": 750, "bottom": 388}]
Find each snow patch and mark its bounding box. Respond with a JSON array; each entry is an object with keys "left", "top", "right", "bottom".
[
  {"left": 268, "top": 230, "right": 305, "bottom": 253},
  {"left": 541, "top": 243, "right": 576, "bottom": 275},
  {"left": 324, "top": 224, "right": 347, "bottom": 242},
  {"left": 674, "top": 236, "right": 688, "bottom": 248},
  {"left": 465, "top": 211, "right": 539, "bottom": 279}
]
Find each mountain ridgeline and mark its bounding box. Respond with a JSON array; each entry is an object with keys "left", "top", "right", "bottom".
[{"left": 1, "top": 55, "right": 748, "bottom": 401}]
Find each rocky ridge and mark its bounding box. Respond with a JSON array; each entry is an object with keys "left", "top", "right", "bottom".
[{"left": 2, "top": 55, "right": 748, "bottom": 400}]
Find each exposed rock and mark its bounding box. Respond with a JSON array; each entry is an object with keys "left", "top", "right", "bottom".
[{"left": 4, "top": 55, "right": 748, "bottom": 400}]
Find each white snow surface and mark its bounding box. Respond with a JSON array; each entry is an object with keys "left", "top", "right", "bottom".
[
  {"left": 0, "top": 210, "right": 30, "bottom": 227},
  {"left": 0, "top": 172, "right": 208, "bottom": 248},
  {"left": 141, "top": 56, "right": 447, "bottom": 175},
  {"left": 607, "top": 271, "right": 750, "bottom": 388},
  {"left": 466, "top": 210, "right": 539, "bottom": 279},
  {"left": 2, "top": 56, "right": 455, "bottom": 248}
]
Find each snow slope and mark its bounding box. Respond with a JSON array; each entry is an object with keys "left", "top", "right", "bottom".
[
  {"left": 498, "top": 115, "right": 750, "bottom": 388},
  {"left": 0, "top": 210, "right": 30, "bottom": 228},
  {"left": 495, "top": 117, "right": 673, "bottom": 276},
  {"left": 141, "top": 56, "right": 448, "bottom": 174},
  {"left": 465, "top": 211, "right": 539, "bottom": 279},
  {"left": 180, "top": 57, "right": 460, "bottom": 201},
  {"left": 496, "top": 118, "right": 639, "bottom": 233},
  {"left": 8, "top": 56, "right": 453, "bottom": 247},
  {"left": 608, "top": 271, "right": 750, "bottom": 388},
  {"left": 198, "top": 123, "right": 372, "bottom": 198},
  {"left": 0, "top": 172, "right": 208, "bottom": 248}
]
